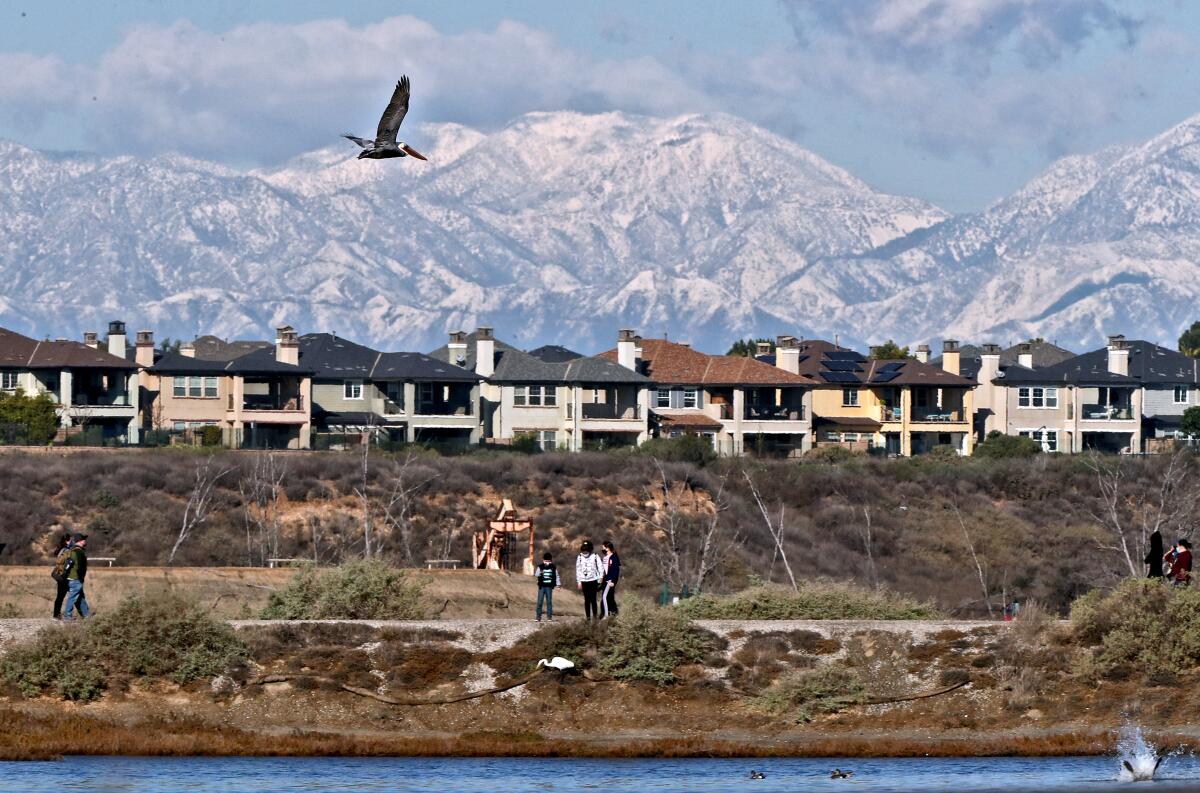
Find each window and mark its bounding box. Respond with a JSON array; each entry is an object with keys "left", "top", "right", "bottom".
[
  {"left": 842, "top": 432, "right": 859, "bottom": 442},
  {"left": 203, "top": 377, "right": 218, "bottom": 398},
  {"left": 0, "top": 371, "right": 16, "bottom": 390},
  {"left": 419, "top": 382, "right": 434, "bottom": 404},
  {"left": 655, "top": 388, "right": 671, "bottom": 408},
  {"left": 514, "top": 385, "right": 556, "bottom": 406},
  {"left": 1018, "top": 386, "right": 1058, "bottom": 408},
  {"left": 344, "top": 379, "right": 364, "bottom": 400},
  {"left": 1018, "top": 429, "right": 1059, "bottom": 452},
  {"left": 537, "top": 430, "right": 557, "bottom": 451},
  {"left": 173, "top": 376, "right": 186, "bottom": 397},
  {"left": 682, "top": 388, "right": 698, "bottom": 409},
  {"left": 824, "top": 431, "right": 841, "bottom": 442},
  {"left": 1175, "top": 386, "right": 1190, "bottom": 404},
  {"left": 842, "top": 387, "right": 859, "bottom": 407}
]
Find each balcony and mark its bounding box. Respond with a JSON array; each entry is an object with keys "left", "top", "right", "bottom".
[
  {"left": 71, "top": 391, "right": 132, "bottom": 407},
  {"left": 743, "top": 405, "right": 806, "bottom": 421},
  {"left": 1082, "top": 404, "right": 1134, "bottom": 421},
  {"left": 911, "top": 407, "right": 964, "bottom": 423},
  {"left": 383, "top": 398, "right": 405, "bottom": 416},
  {"left": 878, "top": 405, "right": 903, "bottom": 422},
  {"left": 415, "top": 401, "right": 473, "bottom": 417},
  {"left": 242, "top": 394, "right": 304, "bottom": 412},
  {"left": 581, "top": 403, "right": 642, "bottom": 420}
]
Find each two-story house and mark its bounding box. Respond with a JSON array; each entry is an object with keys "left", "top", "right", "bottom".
[
  {"left": 799, "top": 339, "right": 977, "bottom": 456},
  {"left": 143, "top": 326, "right": 313, "bottom": 449},
  {"left": 984, "top": 335, "right": 1196, "bottom": 453},
  {"left": 299, "top": 333, "right": 483, "bottom": 447},
  {"left": 600, "top": 333, "right": 812, "bottom": 456},
  {"left": 0, "top": 322, "right": 140, "bottom": 443},
  {"left": 433, "top": 328, "right": 652, "bottom": 451}
]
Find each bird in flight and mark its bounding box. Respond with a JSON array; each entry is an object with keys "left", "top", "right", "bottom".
[{"left": 343, "top": 75, "right": 427, "bottom": 161}]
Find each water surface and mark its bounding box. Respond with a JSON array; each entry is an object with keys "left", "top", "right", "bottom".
[{"left": 1, "top": 755, "right": 1198, "bottom": 792}]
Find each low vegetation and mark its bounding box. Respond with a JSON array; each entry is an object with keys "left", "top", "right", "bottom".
[
  {"left": 259, "top": 560, "right": 427, "bottom": 620},
  {"left": 751, "top": 666, "right": 866, "bottom": 723},
  {"left": 598, "top": 598, "right": 717, "bottom": 684},
  {"left": 1, "top": 594, "right": 246, "bottom": 701},
  {"left": 1071, "top": 578, "right": 1200, "bottom": 677},
  {"left": 679, "top": 583, "right": 940, "bottom": 620}
]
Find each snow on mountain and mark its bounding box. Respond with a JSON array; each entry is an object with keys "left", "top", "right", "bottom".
[{"left": 0, "top": 109, "right": 1196, "bottom": 355}]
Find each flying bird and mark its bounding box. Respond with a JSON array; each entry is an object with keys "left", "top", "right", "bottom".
[{"left": 343, "top": 75, "right": 427, "bottom": 161}]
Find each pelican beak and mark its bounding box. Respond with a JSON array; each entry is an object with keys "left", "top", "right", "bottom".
[{"left": 401, "top": 144, "right": 427, "bottom": 161}]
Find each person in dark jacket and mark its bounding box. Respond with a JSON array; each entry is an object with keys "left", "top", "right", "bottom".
[
  {"left": 51, "top": 532, "right": 73, "bottom": 619},
  {"left": 601, "top": 540, "right": 620, "bottom": 618},
  {"left": 534, "top": 552, "right": 560, "bottom": 622},
  {"left": 1146, "top": 530, "right": 1164, "bottom": 579},
  {"left": 62, "top": 533, "right": 90, "bottom": 620}
]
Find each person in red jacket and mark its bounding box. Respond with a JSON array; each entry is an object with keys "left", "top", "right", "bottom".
[{"left": 1164, "top": 539, "right": 1192, "bottom": 587}]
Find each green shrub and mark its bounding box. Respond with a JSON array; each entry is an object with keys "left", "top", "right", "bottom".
[
  {"left": 679, "top": 583, "right": 940, "bottom": 620},
  {"left": 634, "top": 435, "right": 717, "bottom": 466},
  {"left": 598, "top": 598, "right": 714, "bottom": 684},
  {"left": 260, "top": 560, "right": 427, "bottom": 620},
  {"left": 200, "top": 425, "right": 224, "bottom": 447},
  {"left": 974, "top": 431, "right": 1041, "bottom": 458},
  {"left": 1070, "top": 578, "right": 1200, "bottom": 675},
  {"left": 752, "top": 666, "right": 866, "bottom": 722},
  {"left": 803, "top": 445, "right": 861, "bottom": 464},
  {"left": 509, "top": 433, "right": 541, "bottom": 455},
  {"left": 89, "top": 594, "right": 247, "bottom": 683},
  {"left": 1, "top": 627, "right": 97, "bottom": 699},
  {"left": 924, "top": 444, "right": 962, "bottom": 462},
  {"left": 0, "top": 389, "right": 58, "bottom": 445}
]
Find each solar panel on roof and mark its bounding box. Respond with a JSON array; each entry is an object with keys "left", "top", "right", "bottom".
[
  {"left": 820, "top": 371, "right": 861, "bottom": 383},
  {"left": 871, "top": 372, "right": 901, "bottom": 383},
  {"left": 878, "top": 362, "right": 904, "bottom": 372},
  {"left": 824, "top": 360, "right": 863, "bottom": 372},
  {"left": 825, "top": 351, "right": 866, "bottom": 362}
]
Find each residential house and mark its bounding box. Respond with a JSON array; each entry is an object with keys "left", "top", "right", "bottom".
[
  {"left": 433, "top": 328, "right": 652, "bottom": 451},
  {"left": 299, "top": 332, "right": 483, "bottom": 447},
  {"left": 143, "top": 326, "right": 313, "bottom": 449},
  {"left": 0, "top": 322, "right": 140, "bottom": 443},
  {"left": 601, "top": 333, "right": 812, "bottom": 456},
  {"left": 799, "top": 339, "right": 977, "bottom": 456},
  {"left": 983, "top": 335, "right": 1198, "bottom": 453}
]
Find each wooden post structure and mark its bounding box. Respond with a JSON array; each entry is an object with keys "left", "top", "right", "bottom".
[{"left": 473, "top": 499, "right": 535, "bottom": 574}]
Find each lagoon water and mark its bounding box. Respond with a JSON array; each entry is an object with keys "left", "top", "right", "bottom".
[{"left": 2, "top": 755, "right": 1199, "bottom": 792}]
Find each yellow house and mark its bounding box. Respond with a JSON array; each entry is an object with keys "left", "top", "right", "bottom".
[{"left": 795, "top": 339, "right": 976, "bottom": 456}]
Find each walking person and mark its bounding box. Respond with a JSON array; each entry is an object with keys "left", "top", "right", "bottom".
[
  {"left": 1146, "top": 530, "right": 1164, "bottom": 579},
  {"left": 600, "top": 540, "right": 620, "bottom": 618},
  {"left": 62, "top": 533, "right": 90, "bottom": 620},
  {"left": 534, "top": 552, "right": 560, "bottom": 622},
  {"left": 50, "top": 532, "right": 73, "bottom": 619},
  {"left": 1165, "top": 538, "right": 1192, "bottom": 588},
  {"left": 575, "top": 540, "right": 604, "bottom": 622}
]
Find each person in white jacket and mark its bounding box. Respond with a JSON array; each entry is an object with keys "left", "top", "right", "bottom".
[{"left": 575, "top": 540, "right": 605, "bottom": 621}]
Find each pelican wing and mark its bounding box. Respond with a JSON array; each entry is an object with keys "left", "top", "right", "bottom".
[
  {"left": 342, "top": 134, "right": 374, "bottom": 149},
  {"left": 375, "top": 76, "right": 411, "bottom": 145}
]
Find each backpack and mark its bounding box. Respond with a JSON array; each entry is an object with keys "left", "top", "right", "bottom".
[{"left": 51, "top": 546, "right": 72, "bottom": 582}]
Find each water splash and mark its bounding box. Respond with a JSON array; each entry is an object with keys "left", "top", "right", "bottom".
[{"left": 1118, "top": 725, "right": 1163, "bottom": 782}]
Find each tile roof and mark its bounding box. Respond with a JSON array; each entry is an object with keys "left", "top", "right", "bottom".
[
  {"left": 651, "top": 409, "right": 724, "bottom": 429},
  {"left": 599, "top": 339, "right": 811, "bottom": 386},
  {"left": 0, "top": 327, "right": 136, "bottom": 370},
  {"left": 1000, "top": 341, "right": 1200, "bottom": 386}
]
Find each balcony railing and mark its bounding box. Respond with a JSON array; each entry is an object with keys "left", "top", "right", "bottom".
[
  {"left": 414, "top": 402, "right": 473, "bottom": 417},
  {"left": 1081, "top": 404, "right": 1134, "bottom": 421},
  {"left": 580, "top": 403, "right": 642, "bottom": 420},
  {"left": 71, "top": 392, "right": 132, "bottom": 407},
  {"left": 743, "top": 405, "right": 806, "bottom": 421},
  {"left": 911, "top": 407, "right": 963, "bottom": 423},
  {"left": 383, "top": 398, "right": 405, "bottom": 415},
  {"left": 242, "top": 395, "right": 304, "bottom": 412}
]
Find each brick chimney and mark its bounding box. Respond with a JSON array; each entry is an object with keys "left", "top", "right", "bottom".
[
  {"left": 617, "top": 329, "right": 639, "bottom": 371},
  {"left": 1018, "top": 342, "right": 1033, "bottom": 369},
  {"left": 83, "top": 331, "right": 99, "bottom": 350},
  {"left": 775, "top": 335, "right": 800, "bottom": 374},
  {"left": 1107, "top": 334, "right": 1129, "bottom": 376},
  {"left": 107, "top": 321, "right": 126, "bottom": 359},
  {"left": 135, "top": 331, "right": 155, "bottom": 368},
  {"left": 475, "top": 327, "right": 495, "bottom": 378},
  {"left": 915, "top": 344, "right": 930, "bottom": 364},
  {"left": 941, "top": 340, "right": 960, "bottom": 376},
  {"left": 275, "top": 325, "right": 299, "bottom": 366}
]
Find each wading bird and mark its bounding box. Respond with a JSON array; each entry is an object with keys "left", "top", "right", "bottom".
[{"left": 343, "top": 75, "right": 427, "bottom": 161}]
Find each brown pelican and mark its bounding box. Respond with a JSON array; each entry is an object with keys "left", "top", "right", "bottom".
[{"left": 343, "top": 76, "right": 427, "bottom": 161}]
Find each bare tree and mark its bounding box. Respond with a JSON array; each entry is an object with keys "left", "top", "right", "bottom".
[
  {"left": 238, "top": 451, "right": 288, "bottom": 566},
  {"left": 168, "top": 455, "right": 234, "bottom": 564},
  {"left": 626, "top": 460, "right": 737, "bottom": 593},
  {"left": 352, "top": 415, "right": 381, "bottom": 558},
  {"left": 1085, "top": 449, "right": 1200, "bottom": 577},
  {"left": 859, "top": 504, "right": 879, "bottom": 590},
  {"left": 950, "top": 498, "right": 993, "bottom": 618},
  {"left": 743, "top": 468, "right": 799, "bottom": 591},
  {"left": 378, "top": 452, "right": 437, "bottom": 562}
]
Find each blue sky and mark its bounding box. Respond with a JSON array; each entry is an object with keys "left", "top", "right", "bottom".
[{"left": 2, "top": 1, "right": 1198, "bottom": 211}]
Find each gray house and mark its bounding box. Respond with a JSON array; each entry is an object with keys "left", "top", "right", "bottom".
[{"left": 301, "top": 333, "right": 483, "bottom": 447}]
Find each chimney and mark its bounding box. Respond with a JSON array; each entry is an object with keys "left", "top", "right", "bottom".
[
  {"left": 979, "top": 343, "right": 1001, "bottom": 384},
  {"left": 1018, "top": 342, "right": 1033, "bottom": 369},
  {"left": 754, "top": 341, "right": 772, "bottom": 358},
  {"left": 775, "top": 335, "right": 800, "bottom": 375},
  {"left": 475, "top": 327, "right": 495, "bottom": 378},
  {"left": 617, "top": 329, "right": 639, "bottom": 371},
  {"left": 180, "top": 341, "right": 196, "bottom": 358},
  {"left": 941, "top": 340, "right": 960, "bottom": 376},
  {"left": 135, "top": 330, "right": 155, "bottom": 368},
  {"left": 915, "top": 344, "right": 930, "bottom": 364},
  {"left": 107, "top": 320, "right": 127, "bottom": 359},
  {"left": 448, "top": 331, "right": 468, "bottom": 366},
  {"left": 275, "top": 325, "right": 299, "bottom": 366},
  {"left": 83, "top": 331, "right": 99, "bottom": 350},
  {"left": 1107, "top": 334, "right": 1129, "bottom": 376}
]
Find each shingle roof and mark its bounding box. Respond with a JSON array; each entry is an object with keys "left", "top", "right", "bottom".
[
  {"left": 151, "top": 347, "right": 314, "bottom": 375},
  {"left": 298, "top": 333, "right": 482, "bottom": 382},
  {"left": 528, "top": 344, "right": 584, "bottom": 363},
  {"left": 494, "top": 346, "right": 651, "bottom": 384},
  {"left": 786, "top": 339, "right": 974, "bottom": 387},
  {"left": 951, "top": 340, "right": 1077, "bottom": 380},
  {"left": 428, "top": 330, "right": 518, "bottom": 370},
  {"left": 0, "top": 327, "right": 136, "bottom": 370},
  {"left": 599, "top": 339, "right": 810, "bottom": 386},
  {"left": 1000, "top": 341, "right": 1200, "bottom": 386},
  {"left": 372, "top": 351, "right": 482, "bottom": 381},
  {"left": 192, "top": 335, "right": 273, "bottom": 362}
]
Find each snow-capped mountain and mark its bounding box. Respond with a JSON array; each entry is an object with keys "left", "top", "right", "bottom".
[{"left": 0, "top": 109, "right": 1197, "bottom": 355}]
